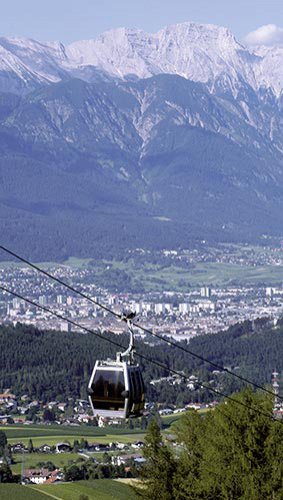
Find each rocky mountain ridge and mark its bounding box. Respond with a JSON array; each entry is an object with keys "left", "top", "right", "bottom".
[
  {"left": 0, "top": 22, "right": 283, "bottom": 259},
  {"left": 0, "top": 22, "right": 282, "bottom": 96}
]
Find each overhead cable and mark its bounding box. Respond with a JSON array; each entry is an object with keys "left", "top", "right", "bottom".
[
  {"left": 0, "top": 284, "right": 279, "bottom": 424},
  {"left": 0, "top": 244, "right": 280, "bottom": 402}
]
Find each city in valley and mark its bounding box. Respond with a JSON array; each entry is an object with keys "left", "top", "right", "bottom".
[{"left": 1, "top": 245, "right": 283, "bottom": 340}]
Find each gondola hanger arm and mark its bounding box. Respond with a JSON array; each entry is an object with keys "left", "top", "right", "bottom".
[{"left": 118, "top": 312, "right": 136, "bottom": 363}]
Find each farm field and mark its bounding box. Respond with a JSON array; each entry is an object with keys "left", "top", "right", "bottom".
[
  {"left": 0, "top": 484, "right": 48, "bottom": 499},
  {"left": 7, "top": 433, "right": 146, "bottom": 447},
  {"left": 0, "top": 424, "right": 144, "bottom": 438},
  {"left": 0, "top": 424, "right": 145, "bottom": 446},
  {"left": 0, "top": 480, "right": 137, "bottom": 500},
  {"left": 0, "top": 414, "right": 185, "bottom": 448},
  {"left": 161, "top": 408, "right": 208, "bottom": 427},
  {"left": 30, "top": 479, "right": 137, "bottom": 499}
]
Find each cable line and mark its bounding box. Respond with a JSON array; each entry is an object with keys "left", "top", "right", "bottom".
[
  {"left": 0, "top": 244, "right": 281, "bottom": 402},
  {"left": 0, "top": 284, "right": 278, "bottom": 424},
  {"left": 0, "top": 245, "right": 121, "bottom": 320}
]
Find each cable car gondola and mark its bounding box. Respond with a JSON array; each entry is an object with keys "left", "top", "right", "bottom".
[{"left": 88, "top": 317, "right": 145, "bottom": 419}]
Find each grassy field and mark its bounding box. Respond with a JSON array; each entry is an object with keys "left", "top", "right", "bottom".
[
  {"left": 0, "top": 424, "right": 144, "bottom": 441},
  {"left": 30, "top": 479, "right": 137, "bottom": 500},
  {"left": 0, "top": 425, "right": 101, "bottom": 439},
  {"left": 1, "top": 423, "right": 145, "bottom": 436},
  {"left": 0, "top": 480, "right": 137, "bottom": 500},
  {"left": 8, "top": 433, "right": 146, "bottom": 448},
  {"left": 190, "top": 262, "right": 283, "bottom": 287},
  {"left": 10, "top": 452, "right": 81, "bottom": 475},
  {"left": 0, "top": 414, "right": 191, "bottom": 448},
  {"left": 86, "top": 258, "right": 283, "bottom": 292},
  {"left": 127, "top": 260, "right": 283, "bottom": 288},
  {"left": 0, "top": 484, "right": 48, "bottom": 499},
  {"left": 0, "top": 417, "right": 188, "bottom": 499}
]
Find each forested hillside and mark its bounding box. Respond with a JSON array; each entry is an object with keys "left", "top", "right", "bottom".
[{"left": 0, "top": 319, "right": 282, "bottom": 403}]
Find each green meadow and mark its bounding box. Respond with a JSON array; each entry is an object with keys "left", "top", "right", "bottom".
[
  {"left": 10, "top": 452, "right": 81, "bottom": 475},
  {"left": 30, "top": 479, "right": 138, "bottom": 500},
  {"left": 0, "top": 480, "right": 137, "bottom": 500},
  {"left": 1, "top": 424, "right": 144, "bottom": 441},
  {"left": 0, "top": 485, "right": 48, "bottom": 500},
  {"left": 104, "top": 260, "right": 283, "bottom": 289},
  {"left": 8, "top": 432, "right": 146, "bottom": 448},
  {"left": 0, "top": 414, "right": 187, "bottom": 449}
]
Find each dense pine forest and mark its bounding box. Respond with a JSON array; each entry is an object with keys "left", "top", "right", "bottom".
[{"left": 0, "top": 317, "right": 282, "bottom": 403}]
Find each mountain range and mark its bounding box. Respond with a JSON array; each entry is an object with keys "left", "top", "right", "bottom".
[{"left": 0, "top": 22, "right": 283, "bottom": 259}]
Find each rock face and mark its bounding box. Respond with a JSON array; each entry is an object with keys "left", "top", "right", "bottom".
[
  {"left": 0, "top": 23, "right": 283, "bottom": 259},
  {"left": 0, "top": 23, "right": 283, "bottom": 95}
]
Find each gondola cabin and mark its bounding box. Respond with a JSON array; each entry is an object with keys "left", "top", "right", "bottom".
[{"left": 88, "top": 359, "right": 145, "bottom": 419}]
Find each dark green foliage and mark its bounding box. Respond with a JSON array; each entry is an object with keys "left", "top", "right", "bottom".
[
  {"left": 102, "top": 452, "right": 111, "bottom": 464},
  {"left": 73, "top": 439, "right": 79, "bottom": 453},
  {"left": 35, "top": 461, "right": 56, "bottom": 471},
  {"left": 64, "top": 464, "right": 83, "bottom": 481},
  {"left": 142, "top": 390, "right": 283, "bottom": 499},
  {"left": 140, "top": 418, "right": 176, "bottom": 500},
  {"left": 64, "top": 460, "right": 118, "bottom": 482},
  {"left": 42, "top": 408, "right": 56, "bottom": 422},
  {"left": 27, "top": 439, "right": 34, "bottom": 453},
  {"left": 25, "top": 407, "right": 39, "bottom": 423},
  {"left": 197, "top": 390, "right": 273, "bottom": 499},
  {"left": 0, "top": 432, "right": 10, "bottom": 469},
  {"left": 0, "top": 431, "right": 7, "bottom": 449},
  {"left": 0, "top": 323, "right": 200, "bottom": 403},
  {"left": 0, "top": 464, "right": 13, "bottom": 483},
  {"left": 0, "top": 320, "right": 282, "bottom": 404}
]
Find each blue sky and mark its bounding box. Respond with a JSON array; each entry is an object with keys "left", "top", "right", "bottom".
[{"left": 2, "top": 0, "right": 283, "bottom": 43}]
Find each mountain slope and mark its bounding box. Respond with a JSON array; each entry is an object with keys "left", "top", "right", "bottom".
[
  {"left": 0, "top": 75, "right": 282, "bottom": 259},
  {"left": 0, "top": 22, "right": 282, "bottom": 258}
]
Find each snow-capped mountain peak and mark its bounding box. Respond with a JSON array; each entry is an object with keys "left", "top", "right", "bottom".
[
  {"left": 66, "top": 22, "right": 248, "bottom": 82},
  {"left": 0, "top": 22, "right": 282, "bottom": 96}
]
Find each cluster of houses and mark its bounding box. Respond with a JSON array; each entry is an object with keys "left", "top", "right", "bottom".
[
  {"left": 0, "top": 390, "right": 95, "bottom": 425},
  {"left": 158, "top": 401, "right": 218, "bottom": 416},
  {"left": 10, "top": 439, "right": 147, "bottom": 485},
  {"left": 0, "top": 387, "right": 219, "bottom": 429},
  {"left": 23, "top": 468, "right": 63, "bottom": 485},
  {"left": 21, "top": 452, "right": 147, "bottom": 485},
  {"left": 150, "top": 373, "right": 199, "bottom": 390},
  {"left": 11, "top": 439, "right": 145, "bottom": 455}
]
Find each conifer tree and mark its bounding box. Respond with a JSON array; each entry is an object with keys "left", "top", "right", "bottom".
[
  {"left": 139, "top": 390, "right": 282, "bottom": 499},
  {"left": 28, "top": 438, "right": 34, "bottom": 453},
  {"left": 139, "top": 417, "right": 176, "bottom": 500},
  {"left": 198, "top": 389, "right": 273, "bottom": 500},
  {"left": 0, "top": 431, "right": 7, "bottom": 451},
  {"left": 173, "top": 389, "right": 277, "bottom": 500}
]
